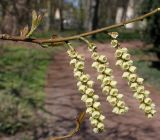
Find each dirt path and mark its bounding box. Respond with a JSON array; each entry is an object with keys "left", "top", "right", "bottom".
[{"left": 45, "top": 41, "right": 160, "bottom": 140}]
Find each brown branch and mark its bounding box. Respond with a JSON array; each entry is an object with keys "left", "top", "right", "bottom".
[
  {"left": 49, "top": 112, "right": 85, "bottom": 140},
  {"left": 0, "top": 8, "right": 160, "bottom": 46}
]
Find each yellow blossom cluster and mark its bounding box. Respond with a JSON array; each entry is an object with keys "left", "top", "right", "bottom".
[
  {"left": 87, "top": 43, "right": 128, "bottom": 115},
  {"left": 67, "top": 43, "right": 105, "bottom": 133},
  {"left": 109, "top": 32, "right": 156, "bottom": 118}
]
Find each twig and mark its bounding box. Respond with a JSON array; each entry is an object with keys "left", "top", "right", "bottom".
[
  {"left": 49, "top": 112, "right": 85, "bottom": 140},
  {"left": 0, "top": 8, "right": 160, "bottom": 46}
]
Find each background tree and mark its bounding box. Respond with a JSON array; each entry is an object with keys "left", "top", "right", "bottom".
[{"left": 139, "top": 0, "right": 160, "bottom": 58}]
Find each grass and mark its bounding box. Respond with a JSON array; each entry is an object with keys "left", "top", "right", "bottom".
[{"left": 0, "top": 44, "right": 55, "bottom": 134}]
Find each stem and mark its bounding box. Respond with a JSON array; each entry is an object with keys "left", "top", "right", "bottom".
[{"left": 0, "top": 8, "right": 160, "bottom": 46}]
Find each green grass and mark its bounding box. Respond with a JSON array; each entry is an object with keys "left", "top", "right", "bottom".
[{"left": 0, "top": 44, "right": 55, "bottom": 134}]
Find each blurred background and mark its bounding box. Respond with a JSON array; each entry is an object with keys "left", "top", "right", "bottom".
[{"left": 0, "top": 0, "right": 160, "bottom": 140}]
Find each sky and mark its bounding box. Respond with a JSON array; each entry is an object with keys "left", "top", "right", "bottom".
[{"left": 64, "top": 0, "right": 79, "bottom": 7}]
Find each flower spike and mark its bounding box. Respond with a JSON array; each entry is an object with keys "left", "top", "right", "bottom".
[
  {"left": 66, "top": 42, "right": 105, "bottom": 133},
  {"left": 80, "top": 37, "right": 129, "bottom": 115},
  {"left": 108, "top": 32, "right": 156, "bottom": 118}
]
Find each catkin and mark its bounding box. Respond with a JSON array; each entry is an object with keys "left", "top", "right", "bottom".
[
  {"left": 80, "top": 37, "right": 128, "bottom": 115},
  {"left": 108, "top": 32, "right": 156, "bottom": 118},
  {"left": 67, "top": 42, "right": 105, "bottom": 133}
]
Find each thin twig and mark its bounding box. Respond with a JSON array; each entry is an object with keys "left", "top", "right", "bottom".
[
  {"left": 49, "top": 112, "right": 85, "bottom": 140},
  {"left": 0, "top": 8, "right": 160, "bottom": 46}
]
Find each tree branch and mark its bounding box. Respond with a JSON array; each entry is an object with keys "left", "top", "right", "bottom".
[{"left": 0, "top": 8, "right": 160, "bottom": 46}]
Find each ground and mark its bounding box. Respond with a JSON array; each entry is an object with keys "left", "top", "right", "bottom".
[{"left": 44, "top": 41, "right": 160, "bottom": 140}]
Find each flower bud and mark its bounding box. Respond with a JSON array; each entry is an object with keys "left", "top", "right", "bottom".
[
  {"left": 121, "top": 48, "right": 128, "bottom": 53},
  {"left": 117, "top": 101, "right": 125, "bottom": 107},
  {"left": 86, "top": 107, "right": 94, "bottom": 114},
  {"left": 151, "top": 110, "right": 156, "bottom": 115},
  {"left": 97, "top": 74, "right": 105, "bottom": 81},
  {"left": 102, "top": 86, "right": 110, "bottom": 94},
  {"left": 81, "top": 94, "right": 88, "bottom": 102},
  {"left": 97, "top": 64, "right": 106, "bottom": 73},
  {"left": 124, "top": 106, "right": 129, "bottom": 112},
  {"left": 115, "top": 49, "right": 123, "bottom": 58},
  {"left": 117, "top": 94, "right": 123, "bottom": 99},
  {"left": 108, "top": 32, "right": 119, "bottom": 38},
  {"left": 74, "top": 71, "right": 82, "bottom": 79},
  {"left": 133, "top": 92, "right": 139, "bottom": 99},
  {"left": 103, "top": 77, "right": 111, "bottom": 85},
  {"left": 67, "top": 49, "right": 77, "bottom": 58},
  {"left": 77, "top": 81, "right": 82, "bottom": 87},
  {"left": 130, "top": 83, "right": 138, "bottom": 91},
  {"left": 110, "top": 88, "right": 118, "bottom": 96},
  {"left": 92, "top": 111, "right": 100, "bottom": 119},
  {"left": 93, "top": 102, "right": 101, "bottom": 109},
  {"left": 129, "top": 66, "right": 137, "bottom": 73},
  {"left": 93, "top": 128, "right": 99, "bottom": 133},
  {"left": 90, "top": 119, "right": 98, "bottom": 126},
  {"left": 112, "top": 107, "right": 120, "bottom": 114},
  {"left": 99, "top": 115, "right": 105, "bottom": 121},
  {"left": 128, "top": 60, "right": 133, "bottom": 65},
  {"left": 109, "top": 97, "right": 117, "bottom": 106},
  {"left": 111, "top": 40, "right": 118, "bottom": 48},
  {"left": 122, "top": 62, "right": 130, "bottom": 70},
  {"left": 78, "top": 85, "right": 86, "bottom": 93},
  {"left": 86, "top": 98, "right": 93, "bottom": 107},
  {"left": 93, "top": 95, "right": 99, "bottom": 101},
  {"left": 92, "top": 62, "right": 99, "bottom": 68},
  {"left": 147, "top": 114, "right": 153, "bottom": 118},
  {"left": 122, "top": 72, "right": 130, "bottom": 79},
  {"left": 106, "top": 95, "right": 112, "bottom": 102},
  {"left": 70, "top": 59, "right": 77, "bottom": 66},
  {"left": 91, "top": 52, "right": 99, "bottom": 60},
  {"left": 116, "top": 59, "right": 123, "bottom": 66},
  {"left": 145, "top": 106, "right": 152, "bottom": 113},
  {"left": 139, "top": 103, "right": 146, "bottom": 110},
  {"left": 76, "top": 54, "right": 85, "bottom": 61},
  {"left": 98, "top": 55, "right": 107, "bottom": 63},
  {"left": 122, "top": 53, "right": 131, "bottom": 60},
  {"left": 87, "top": 80, "right": 94, "bottom": 87},
  {"left": 137, "top": 86, "right": 145, "bottom": 93},
  {"left": 110, "top": 80, "right": 117, "bottom": 87},
  {"left": 104, "top": 68, "right": 112, "bottom": 75},
  {"left": 80, "top": 74, "right": 90, "bottom": 82},
  {"left": 151, "top": 103, "right": 156, "bottom": 108},
  {"left": 137, "top": 94, "right": 145, "bottom": 101},
  {"left": 128, "top": 74, "right": 137, "bottom": 82},
  {"left": 97, "top": 123, "right": 105, "bottom": 130},
  {"left": 137, "top": 78, "right": 144, "bottom": 85},
  {"left": 144, "top": 90, "right": 150, "bottom": 96},
  {"left": 88, "top": 43, "right": 96, "bottom": 51},
  {"left": 86, "top": 88, "right": 94, "bottom": 96},
  {"left": 75, "top": 61, "right": 84, "bottom": 70},
  {"left": 144, "top": 98, "right": 152, "bottom": 104}
]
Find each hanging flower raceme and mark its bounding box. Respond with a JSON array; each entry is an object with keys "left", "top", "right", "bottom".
[
  {"left": 80, "top": 37, "right": 128, "bottom": 115},
  {"left": 66, "top": 42, "right": 105, "bottom": 133},
  {"left": 108, "top": 32, "right": 156, "bottom": 118}
]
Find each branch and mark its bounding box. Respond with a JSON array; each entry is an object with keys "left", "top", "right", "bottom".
[
  {"left": 0, "top": 8, "right": 160, "bottom": 46},
  {"left": 49, "top": 112, "right": 85, "bottom": 140}
]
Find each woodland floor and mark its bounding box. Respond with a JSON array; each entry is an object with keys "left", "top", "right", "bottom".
[{"left": 44, "top": 41, "right": 160, "bottom": 140}]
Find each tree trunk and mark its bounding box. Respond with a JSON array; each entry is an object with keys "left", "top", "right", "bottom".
[
  {"left": 92, "top": 0, "right": 100, "bottom": 39},
  {"left": 0, "top": 0, "right": 31, "bottom": 35},
  {"left": 59, "top": 0, "right": 64, "bottom": 31}
]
